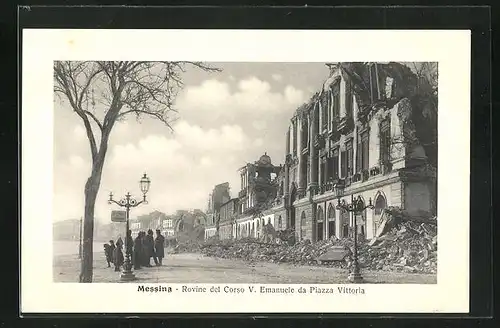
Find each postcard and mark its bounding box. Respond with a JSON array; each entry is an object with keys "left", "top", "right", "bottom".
[{"left": 21, "top": 29, "right": 470, "bottom": 314}]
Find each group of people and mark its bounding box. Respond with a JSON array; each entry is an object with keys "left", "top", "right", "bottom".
[{"left": 103, "top": 229, "right": 165, "bottom": 272}]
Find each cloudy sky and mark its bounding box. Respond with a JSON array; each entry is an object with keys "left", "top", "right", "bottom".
[{"left": 53, "top": 62, "right": 330, "bottom": 223}]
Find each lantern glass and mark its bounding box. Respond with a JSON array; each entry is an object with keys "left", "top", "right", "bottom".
[{"left": 140, "top": 173, "right": 151, "bottom": 194}]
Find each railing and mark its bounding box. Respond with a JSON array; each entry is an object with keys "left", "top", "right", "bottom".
[
  {"left": 381, "top": 161, "right": 393, "bottom": 175},
  {"left": 314, "top": 133, "right": 326, "bottom": 149},
  {"left": 318, "top": 178, "right": 342, "bottom": 195},
  {"left": 352, "top": 172, "right": 362, "bottom": 183},
  {"left": 238, "top": 189, "right": 247, "bottom": 198},
  {"left": 362, "top": 169, "right": 370, "bottom": 182},
  {"left": 338, "top": 117, "right": 353, "bottom": 134},
  {"left": 370, "top": 166, "right": 381, "bottom": 177}
]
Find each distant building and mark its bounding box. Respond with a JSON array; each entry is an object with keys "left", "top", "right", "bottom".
[
  {"left": 234, "top": 153, "right": 282, "bottom": 240},
  {"left": 218, "top": 198, "right": 240, "bottom": 240},
  {"left": 162, "top": 216, "right": 175, "bottom": 238},
  {"left": 53, "top": 219, "right": 81, "bottom": 241},
  {"left": 204, "top": 182, "right": 231, "bottom": 239}
]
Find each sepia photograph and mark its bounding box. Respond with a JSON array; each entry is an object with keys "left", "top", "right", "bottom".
[
  {"left": 52, "top": 61, "right": 438, "bottom": 285},
  {"left": 21, "top": 29, "right": 470, "bottom": 314}
]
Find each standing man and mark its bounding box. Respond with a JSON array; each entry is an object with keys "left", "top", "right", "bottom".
[
  {"left": 154, "top": 229, "right": 165, "bottom": 266},
  {"left": 146, "top": 229, "right": 158, "bottom": 266}
]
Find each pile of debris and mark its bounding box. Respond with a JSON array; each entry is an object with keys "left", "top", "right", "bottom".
[
  {"left": 175, "top": 209, "right": 437, "bottom": 274},
  {"left": 171, "top": 240, "right": 203, "bottom": 254}
]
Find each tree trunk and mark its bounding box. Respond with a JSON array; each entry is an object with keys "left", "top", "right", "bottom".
[{"left": 79, "top": 152, "right": 106, "bottom": 283}]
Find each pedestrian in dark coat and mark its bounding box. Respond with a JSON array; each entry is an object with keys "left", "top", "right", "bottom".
[
  {"left": 139, "top": 231, "right": 149, "bottom": 267},
  {"left": 145, "top": 229, "right": 157, "bottom": 266},
  {"left": 103, "top": 243, "right": 112, "bottom": 267},
  {"left": 109, "top": 240, "right": 116, "bottom": 262},
  {"left": 133, "top": 232, "right": 143, "bottom": 270},
  {"left": 113, "top": 238, "right": 124, "bottom": 272},
  {"left": 154, "top": 229, "right": 165, "bottom": 266}
]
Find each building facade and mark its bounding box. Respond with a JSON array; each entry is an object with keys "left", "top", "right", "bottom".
[
  {"left": 205, "top": 62, "right": 436, "bottom": 243},
  {"left": 234, "top": 154, "right": 282, "bottom": 240},
  {"left": 204, "top": 182, "right": 231, "bottom": 239},
  {"left": 162, "top": 216, "right": 175, "bottom": 238},
  {"left": 217, "top": 198, "right": 240, "bottom": 240},
  {"left": 280, "top": 62, "right": 436, "bottom": 242}
]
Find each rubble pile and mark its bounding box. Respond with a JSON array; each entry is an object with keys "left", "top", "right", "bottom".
[
  {"left": 359, "top": 216, "right": 437, "bottom": 274},
  {"left": 175, "top": 211, "right": 437, "bottom": 274},
  {"left": 171, "top": 240, "right": 203, "bottom": 254}
]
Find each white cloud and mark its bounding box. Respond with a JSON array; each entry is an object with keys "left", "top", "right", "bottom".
[
  {"left": 176, "top": 77, "right": 306, "bottom": 119},
  {"left": 253, "top": 138, "right": 264, "bottom": 148},
  {"left": 271, "top": 74, "right": 283, "bottom": 81},
  {"left": 252, "top": 120, "right": 267, "bottom": 130},
  {"left": 54, "top": 121, "right": 247, "bottom": 222},
  {"left": 53, "top": 70, "right": 320, "bottom": 225},
  {"left": 73, "top": 125, "right": 86, "bottom": 139},
  {"left": 69, "top": 155, "right": 85, "bottom": 169}
]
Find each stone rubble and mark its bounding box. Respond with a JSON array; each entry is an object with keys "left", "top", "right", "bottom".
[{"left": 174, "top": 215, "right": 437, "bottom": 275}]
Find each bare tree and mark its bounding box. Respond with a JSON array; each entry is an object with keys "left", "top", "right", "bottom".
[{"left": 54, "top": 61, "right": 220, "bottom": 282}]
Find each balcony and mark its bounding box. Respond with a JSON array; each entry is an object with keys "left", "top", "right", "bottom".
[
  {"left": 352, "top": 172, "right": 362, "bottom": 183},
  {"left": 314, "top": 133, "right": 326, "bottom": 149},
  {"left": 369, "top": 166, "right": 381, "bottom": 177},
  {"left": 338, "top": 117, "right": 353, "bottom": 134},
  {"left": 362, "top": 169, "right": 370, "bottom": 182},
  {"left": 358, "top": 108, "right": 370, "bottom": 123},
  {"left": 381, "top": 161, "right": 393, "bottom": 175}
]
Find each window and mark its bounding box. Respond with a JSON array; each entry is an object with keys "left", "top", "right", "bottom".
[
  {"left": 362, "top": 131, "right": 369, "bottom": 170},
  {"left": 341, "top": 150, "right": 347, "bottom": 178},
  {"left": 302, "top": 118, "right": 309, "bottom": 149},
  {"left": 357, "top": 130, "right": 369, "bottom": 172},
  {"left": 322, "top": 93, "right": 328, "bottom": 131},
  {"left": 292, "top": 120, "right": 298, "bottom": 156},
  {"left": 345, "top": 80, "right": 353, "bottom": 118},
  {"left": 380, "top": 119, "right": 391, "bottom": 164},
  {"left": 332, "top": 82, "right": 340, "bottom": 120},
  {"left": 346, "top": 140, "right": 354, "bottom": 176},
  {"left": 331, "top": 148, "right": 339, "bottom": 179},
  {"left": 369, "top": 63, "right": 385, "bottom": 103},
  {"left": 356, "top": 139, "right": 362, "bottom": 173}
]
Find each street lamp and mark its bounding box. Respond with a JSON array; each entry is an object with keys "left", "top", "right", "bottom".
[
  {"left": 336, "top": 191, "right": 374, "bottom": 283},
  {"left": 108, "top": 173, "right": 151, "bottom": 281}
]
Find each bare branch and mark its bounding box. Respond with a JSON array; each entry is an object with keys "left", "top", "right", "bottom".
[{"left": 83, "top": 110, "right": 104, "bottom": 131}]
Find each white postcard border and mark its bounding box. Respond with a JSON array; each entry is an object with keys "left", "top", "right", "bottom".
[{"left": 21, "top": 29, "right": 471, "bottom": 313}]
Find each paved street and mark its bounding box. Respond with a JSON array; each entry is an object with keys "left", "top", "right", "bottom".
[{"left": 54, "top": 252, "right": 437, "bottom": 284}]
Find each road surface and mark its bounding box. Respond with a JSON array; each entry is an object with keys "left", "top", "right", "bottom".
[{"left": 53, "top": 252, "right": 437, "bottom": 284}]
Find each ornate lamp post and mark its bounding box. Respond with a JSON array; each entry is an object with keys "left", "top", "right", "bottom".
[
  {"left": 335, "top": 189, "right": 374, "bottom": 283},
  {"left": 108, "top": 173, "right": 151, "bottom": 281}
]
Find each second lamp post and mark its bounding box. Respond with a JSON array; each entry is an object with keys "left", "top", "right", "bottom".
[
  {"left": 108, "top": 173, "right": 151, "bottom": 282},
  {"left": 335, "top": 190, "right": 374, "bottom": 283}
]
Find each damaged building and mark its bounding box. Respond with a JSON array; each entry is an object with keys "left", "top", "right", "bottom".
[
  {"left": 205, "top": 62, "right": 437, "bottom": 243},
  {"left": 204, "top": 182, "right": 231, "bottom": 239},
  {"left": 278, "top": 62, "right": 437, "bottom": 242},
  {"left": 231, "top": 154, "right": 283, "bottom": 240}
]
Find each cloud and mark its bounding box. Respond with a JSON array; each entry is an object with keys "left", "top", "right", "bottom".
[
  {"left": 73, "top": 125, "right": 86, "bottom": 140},
  {"left": 176, "top": 77, "right": 306, "bottom": 121},
  {"left": 253, "top": 138, "right": 264, "bottom": 148},
  {"left": 53, "top": 121, "right": 250, "bottom": 221},
  {"left": 271, "top": 74, "right": 283, "bottom": 81},
  {"left": 52, "top": 67, "right": 325, "bottom": 225},
  {"left": 252, "top": 120, "right": 267, "bottom": 130}
]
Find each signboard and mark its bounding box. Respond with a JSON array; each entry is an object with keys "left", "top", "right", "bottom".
[{"left": 111, "top": 210, "right": 127, "bottom": 222}]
